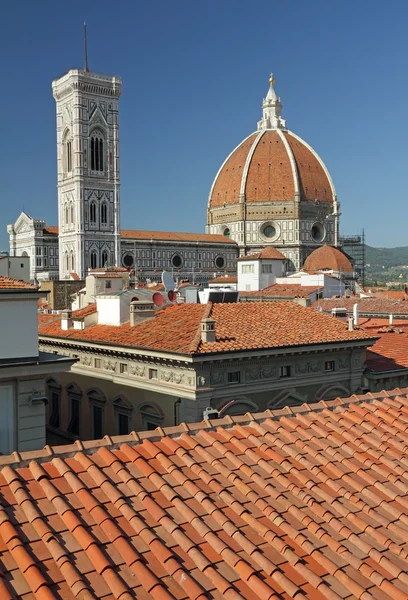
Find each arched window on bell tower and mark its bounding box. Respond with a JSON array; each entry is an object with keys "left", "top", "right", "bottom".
[
  {"left": 90, "top": 131, "right": 104, "bottom": 172},
  {"left": 90, "top": 251, "right": 97, "bottom": 270},
  {"left": 63, "top": 130, "right": 72, "bottom": 174},
  {"left": 101, "top": 202, "right": 108, "bottom": 225},
  {"left": 90, "top": 201, "right": 96, "bottom": 224}
]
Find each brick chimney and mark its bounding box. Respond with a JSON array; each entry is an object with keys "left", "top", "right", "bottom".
[
  {"left": 201, "top": 317, "right": 216, "bottom": 343},
  {"left": 130, "top": 300, "right": 155, "bottom": 326},
  {"left": 61, "top": 309, "right": 72, "bottom": 330}
]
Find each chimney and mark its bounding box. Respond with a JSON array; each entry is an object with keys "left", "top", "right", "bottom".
[
  {"left": 130, "top": 300, "right": 155, "bottom": 326},
  {"left": 348, "top": 315, "right": 354, "bottom": 331},
  {"left": 61, "top": 309, "right": 72, "bottom": 330},
  {"left": 389, "top": 313, "right": 393, "bottom": 325},
  {"left": 353, "top": 303, "right": 359, "bottom": 326},
  {"left": 201, "top": 317, "right": 216, "bottom": 343}
]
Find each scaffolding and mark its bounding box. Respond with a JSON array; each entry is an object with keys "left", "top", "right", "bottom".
[{"left": 339, "top": 229, "right": 365, "bottom": 288}]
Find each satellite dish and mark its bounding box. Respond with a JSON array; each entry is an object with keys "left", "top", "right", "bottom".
[
  {"left": 161, "top": 270, "right": 175, "bottom": 291},
  {"left": 168, "top": 290, "right": 176, "bottom": 302},
  {"left": 152, "top": 292, "right": 164, "bottom": 307}
]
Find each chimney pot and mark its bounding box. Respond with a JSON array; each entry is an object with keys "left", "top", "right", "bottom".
[
  {"left": 61, "top": 309, "right": 72, "bottom": 330},
  {"left": 130, "top": 300, "right": 155, "bottom": 326},
  {"left": 201, "top": 317, "right": 216, "bottom": 343},
  {"left": 389, "top": 313, "right": 393, "bottom": 325},
  {"left": 348, "top": 315, "right": 354, "bottom": 331}
]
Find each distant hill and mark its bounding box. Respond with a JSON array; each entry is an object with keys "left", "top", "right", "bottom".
[{"left": 364, "top": 245, "right": 408, "bottom": 268}]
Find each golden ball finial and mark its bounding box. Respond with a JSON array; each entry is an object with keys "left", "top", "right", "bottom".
[{"left": 269, "top": 72, "right": 275, "bottom": 85}]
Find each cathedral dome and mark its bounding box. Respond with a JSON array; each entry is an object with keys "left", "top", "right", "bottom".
[
  {"left": 303, "top": 244, "right": 353, "bottom": 273},
  {"left": 206, "top": 73, "right": 340, "bottom": 271},
  {"left": 208, "top": 128, "right": 336, "bottom": 209}
]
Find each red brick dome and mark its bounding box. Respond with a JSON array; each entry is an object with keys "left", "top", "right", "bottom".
[
  {"left": 209, "top": 129, "right": 336, "bottom": 208},
  {"left": 303, "top": 244, "right": 353, "bottom": 273}
]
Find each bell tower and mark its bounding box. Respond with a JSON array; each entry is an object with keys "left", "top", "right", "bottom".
[{"left": 52, "top": 39, "right": 122, "bottom": 279}]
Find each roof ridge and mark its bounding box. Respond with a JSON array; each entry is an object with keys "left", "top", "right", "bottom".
[{"left": 2, "top": 388, "right": 407, "bottom": 468}]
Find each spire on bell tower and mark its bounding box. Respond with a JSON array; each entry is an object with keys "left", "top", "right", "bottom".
[{"left": 257, "top": 72, "right": 286, "bottom": 131}]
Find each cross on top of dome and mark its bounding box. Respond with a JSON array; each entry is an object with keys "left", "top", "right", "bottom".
[{"left": 257, "top": 72, "right": 286, "bottom": 131}]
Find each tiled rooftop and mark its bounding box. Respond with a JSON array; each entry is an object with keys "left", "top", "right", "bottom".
[
  {"left": 208, "top": 276, "right": 238, "bottom": 284},
  {"left": 38, "top": 302, "right": 376, "bottom": 355},
  {"left": 237, "top": 247, "right": 286, "bottom": 261},
  {"left": 43, "top": 226, "right": 59, "bottom": 235},
  {"left": 314, "top": 297, "right": 408, "bottom": 316},
  {"left": 2, "top": 389, "right": 408, "bottom": 598},
  {"left": 90, "top": 266, "right": 129, "bottom": 273},
  {"left": 241, "top": 284, "right": 322, "bottom": 299},
  {"left": 120, "top": 230, "right": 236, "bottom": 244},
  {"left": 304, "top": 245, "right": 353, "bottom": 274},
  {"left": 355, "top": 319, "right": 408, "bottom": 372},
  {"left": 0, "top": 277, "right": 38, "bottom": 290},
  {"left": 72, "top": 303, "right": 97, "bottom": 319}
]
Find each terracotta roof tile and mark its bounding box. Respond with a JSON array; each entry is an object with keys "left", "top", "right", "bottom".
[
  {"left": 0, "top": 277, "right": 38, "bottom": 290},
  {"left": 69, "top": 272, "right": 80, "bottom": 280},
  {"left": 315, "top": 297, "right": 408, "bottom": 316},
  {"left": 90, "top": 266, "right": 129, "bottom": 273},
  {"left": 92, "top": 273, "right": 123, "bottom": 278},
  {"left": 39, "top": 302, "right": 376, "bottom": 355},
  {"left": 241, "top": 284, "right": 322, "bottom": 298},
  {"left": 304, "top": 245, "right": 353, "bottom": 273},
  {"left": 43, "top": 226, "right": 58, "bottom": 235},
  {"left": 208, "top": 276, "right": 238, "bottom": 284},
  {"left": 2, "top": 390, "right": 408, "bottom": 597},
  {"left": 237, "top": 247, "right": 286, "bottom": 261},
  {"left": 120, "top": 230, "right": 236, "bottom": 244},
  {"left": 72, "top": 304, "right": 97, "bottom": 319}
]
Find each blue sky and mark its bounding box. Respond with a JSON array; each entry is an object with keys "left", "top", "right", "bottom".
[{"left": 0, "top": 0, "right": 407, "bottom": 250}]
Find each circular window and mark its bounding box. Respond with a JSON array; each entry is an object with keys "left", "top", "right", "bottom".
[
  {"left": 223, "top": 228, "right": 231, "bottom": 239},
  {"left": 215, "top": 255, "right": 225, "bottom": 269},
  {"left": 311, "top": 222, "right": 325, "bottom": 242},
  {"left": 171, "top": 254, "right": 183, "bottom": 268},
  {"left": 260, "top": 222, "right": 279, "bottom": 241},
  {"left": 123, "top": 254, "right": 134, "bottom": 267}
]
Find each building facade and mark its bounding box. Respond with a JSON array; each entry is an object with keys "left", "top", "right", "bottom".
[
  {"left": 0, "top": 276, "right": 74, "bottom": 454},
  {"left": 8, "top": 212, "right": 59, "bottom": 281},
  {"left": 52, "top": 69, "right": 122, "bottom": 279},
  {"left": 38, "top": 301, "right": 376, "bottom": 442},
  {"left": 8, "top": 217, "right": 238, "bottom": 283},
  {"left": 206, "top": 74, "right": 340, "bottom": 270}
]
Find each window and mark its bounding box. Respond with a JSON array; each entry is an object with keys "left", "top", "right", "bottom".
[
  {"left": 215, "top": 256, "right": 225, "bottom": 269},
  {"left": 262, "top": 264, "right": 273, "bottom": 273},
  {"left": 224, "top": 228, "right": 231, "bottom": 238},
  {"left": 118, "top": 413, "right": 129, "bottom": 435},
  {"left": 171, "top": 254, "right": 182, "bottom": 268},
  {"left": 90, "top": 251, "right": 97, "bottom": 269},
  {"left": 36, "top": 258, "right": 41, "bottom": 267},
  {"left": 101, "top": 202, "right": 108, "bottom": 225},
  {"left": 70, "top": 252, "right": 75, "bottom": 271},
  {"left": 120, "top": 363, "right": 128, "bottom": 374},
  {"left": 261, "top": 223, "right": 277, "bottom": 238},
  {"left": 90, "top": 132, "right": 104, "bottom": 171},
  {"left": 101, "top": 250, "right": 108, "bottom": 266},
  {"left": 49, "top": 391, "right": 60, "bottom": 427},
  {"left": 94, "top": 358, "right": 101, "bottom": 368},
  {"left": 123, "top": 254, "right": 134, "bottom": 267},
  {"left": 280, "top": 366, "right": 291, "bottom": 378},
  {"left": 67, "top": 140, "right": 72, "bottom": 172},
  {"left": 88, "top": 389, "right": 106, "bottom": 439},
  {"left": 311, "top": 222, "right": 325, "bottom": 242},
  {"left": 241, "top": 264, "right": 254, "bottom": 274},
  {"left": 105, "top": 280, "right": 112, "bottom": 289},
  {"left": 93, "top": 405, "right": 103, "bottom": 439},
  {"left": 140, "top": 403, "right": 163, "bottom": 431},
  {"left": 227, "top": 371, "right": 240, "bottom": 384},
  {"left": 70, "top": 205, "right": 74, "bottom": 224},
  {"left": 67, "top": 396, "right": 80, "bottom": 435},
  {"left": 47, "top": 379, "right": 61, "bottom": 429},
  {"left": 149, "top": 368, "right": 158, "bottom": 380},
  {"left": 325, "top": 361, "right": 335, "bottom": 372},
  {"left": 90, "top": 202, "right": 96, "bottom": 224}
]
